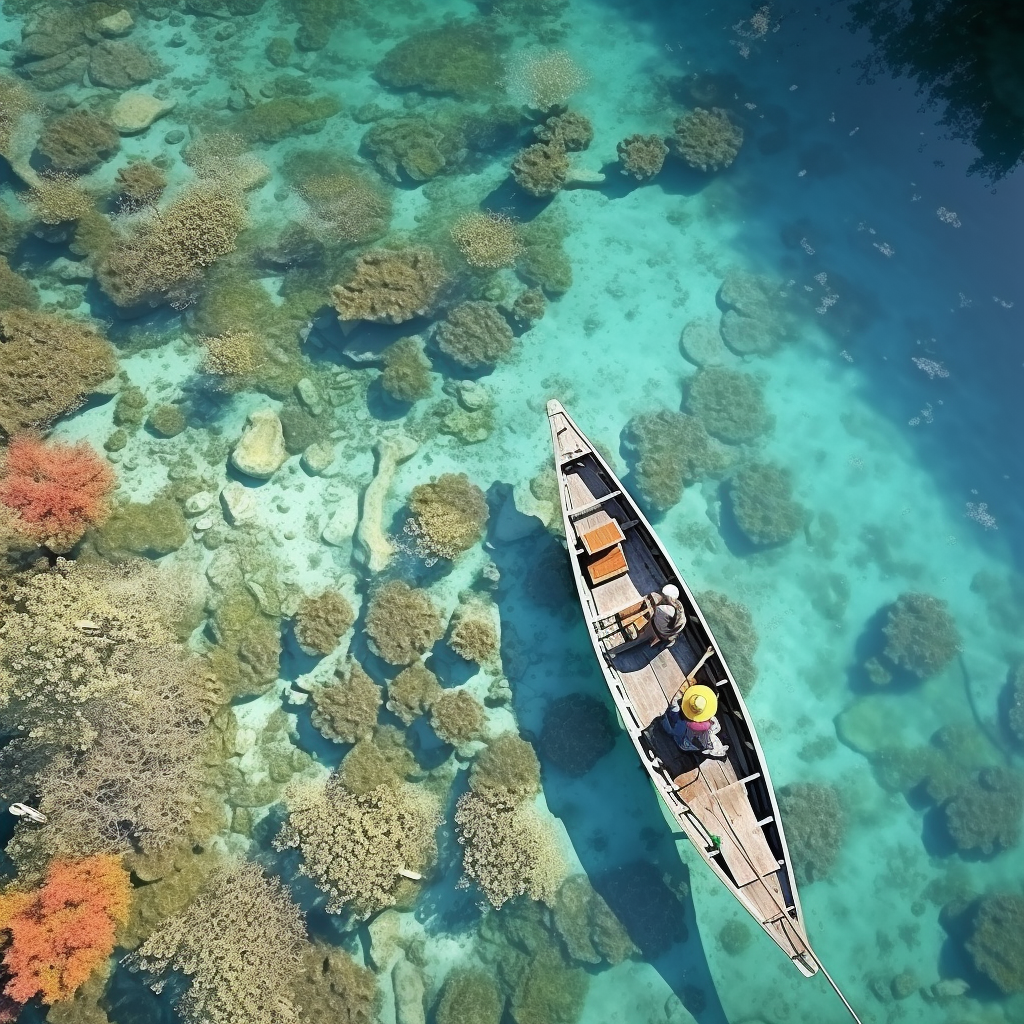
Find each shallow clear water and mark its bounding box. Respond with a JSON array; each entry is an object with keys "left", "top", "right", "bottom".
[{"left": 1, "top": 1, "right": 1023, "bottom": 1023}]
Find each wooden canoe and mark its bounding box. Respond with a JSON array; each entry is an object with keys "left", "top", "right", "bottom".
[{"left": 547, "top": 400, "right": 859, "bottom": 1007}]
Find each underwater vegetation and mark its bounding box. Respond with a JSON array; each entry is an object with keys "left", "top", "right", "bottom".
[
  {"left": 622, "top": 410, "right": 727, "bottom": 512},
  {"left": 332, "top": 248, "right": 448, "bottom": 324},
  {"left": 728, "top": 462, "right": 806, "bottom": 547},
  {"left": 407, "top": 472, "right": 490, "bottom": 559},
  {"left": 671, "top": 108, "right": 744, "bottom": 171},
  {"left": 777, "top": 783, "right": 847, "bottom": 885},
  {"left": 365, "top": 580, "right": 446, "bottom": 665},
  {"left": 696, "top": 590, "right": 759, "bottom": 695},
  {"left": 881, "top": 591, "right": 961, "bottom": 679}
]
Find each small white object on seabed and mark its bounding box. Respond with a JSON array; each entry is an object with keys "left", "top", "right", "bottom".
[{"left": 8, "top": 803, "right": 47, "bottom": 824}]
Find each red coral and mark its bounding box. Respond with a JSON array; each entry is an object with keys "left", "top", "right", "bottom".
[
  {"left": 0, "top": 435, "right": 114, "bottom": 552},
  {"left": 0, "top": 855, "right": 132, "bottom": 1006}
]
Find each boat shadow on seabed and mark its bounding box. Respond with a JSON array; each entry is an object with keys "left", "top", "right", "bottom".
[{"left": 489, "top": 528, "right": 729, "bottom": 1024}]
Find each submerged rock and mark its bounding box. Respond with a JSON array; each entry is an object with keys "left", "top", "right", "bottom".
[
  {"left": 231, "top": 408, "right": 288, "bottom": 480},
  {"left": 321, "top": 485, "right": 360, "bottom": 547},
  {"left": 354, "top": 433, "right": 418, "bottom": 572},
  {"left": 221, "top": 481, "right": 258, "bottom": 524},
  {"left": 111, "top": 91, "right": 176, "bottom": 133},
  {"left": 392, "top": 956, "right": 426, "bottom": 1024},
  {"left": 302, "top": 440, "right": 336, "bottom": 475}
]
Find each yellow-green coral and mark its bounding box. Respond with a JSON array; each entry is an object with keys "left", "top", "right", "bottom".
[
  {"left": 97, "top": 183, "right": 247, "bottom": 309},
  {"left": 332, "top": 248, "right": 447, "bottom": 324},
  {"left": 511, "top": 140, "right": 569, "bottom": 197},
  {"left": 365, "top": 581, "right": 446, "bottom": 666},
  {"left": 470, "top": 732, "right": 541, "bottom": 803},
  {"left": 0, "top": 255, "right": 37, "bottom": 311},
  {"left": 429, "top": 689, "right": 485, "bottom": 746},
  {"left": 381, "top": 336, "right": 433, "bottom": 403},
  {"left": 686, "top": 366, "right": 773, "bottom": 444},
  {"left": 672, "top": 107, "right": 744, "bottom": 172},
  {"left": 275, "top": 772, "right": 440, "bottom": 918},
  {"left": 290, "top": 942, "right": 381, "bottom": 1024},
  {"left": 386, "top": 661, "right": 442, "bottom": 725},
  {"left": 27, "top": 172, "right": 95, "bottom": 226},
  {"left": 408, "top": 473, "right": 490, "bottom": 559},
  {"left": 729, "top": 462, "right": 805, "bottom": 546},
  {"left": 298, "top": 167, "right": 391, "bottom": 246},
  {"left": 616, "top": 133, "right": 668, "bottom": 180},
  {"left": 436, "top": 968, "right": 503, "bottom": 1024},
  {"left": 310, "top": 657, "right": 382, "bottom": 744},
  {"left": 339, "top": 726, "right": 418, "bottom": 796},
  {"left": 90, "top": 498, "right": 188, "bottom": 558},
  {"left": 0, "top": 308, "right": 117, "bottom": 435},
  {"left": 236, "top": 96, "right": 342, "bottom": 144},
  {"left": 451, "top": 212, "right": 524, "bottom": 269},
  {"left": 37, "top": 109, "right": 119, "bottom": 172},
  {"left": 448, "top": 601, "right": 499, "bottom": 664},
  {"left": 435, "top": 302, "right": 514, "bottom": 370},
  {"left": 294, "top": 589, "right": 355, "bottom": 657}
]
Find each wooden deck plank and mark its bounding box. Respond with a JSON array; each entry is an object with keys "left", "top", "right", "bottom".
[{"left": 715, "top": 782, "right": 782, "bottom": 879}]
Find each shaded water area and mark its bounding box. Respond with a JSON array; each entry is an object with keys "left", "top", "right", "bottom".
[{"left": 0, "top": 1, "right": 1023, "bottom": 1023}]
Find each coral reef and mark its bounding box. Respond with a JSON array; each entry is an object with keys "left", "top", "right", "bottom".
[
  {"left": 290, "top": 942, "right": 380, "bottom": 1024},
  {"left": 686, "top": 366, "right": 773, "bottom": 444},
  {"left": 510, "top": 943, "right": 588, "bottom": 1024},
  {"left": 339, "top": 726, "right": 418, "bottom": 796},
  {"left": 552, "top": 875, "right": 636, "bottom": 965},
  {"left": 718, "top": 919, "right": 752, "bottom": 955},
  {"left": 470, "top": 733, "right": 541, "bottom": 802},
  {"left": 777, "top": 782, "right": 846, "bottom": 885},
  {"left": 539, "top": 694, "right": 616, "bottom": 776},
  {"left": 0, "top": 257, "right": 36, "bottom": 312},
  {"left": 297, "top": 165, "right": 391, "bottom": 246},
  {"left": 965, "top": 893, "right": 1024, "bottom": 994},
  {"left": 1006, "top": 663, "right": 1024, "bottom": 748},
  {"left": 505, "top": 49, "right": 589, "bottom": 111},
  {"left": 362, "top": 115, "right": 461, "bottom": 182},
  {"left": 671, "top": 108, "right": 743, "bottom": 171},
  {"left": 512, "top": 287, "right": 547, "bottom": 327},
  {"left": 26, "top": 172, "right": 95, "bottom": 226},
  {"left": 617, "top": 133, "right": 669, "bottom": 179},
  {"left": 729, "top": 462, "right": 806, "bottom": 546},
  {"left": 519, "top": 218, "right": 573, "bottom": 294},
  {"left": 115, "top": 160, "right": 167, "bottom": 206},
  {"left": 534, "top": 111, "right": 593, "bottom": 152},
  {"left": 454, "top": 791, "right": 565, "bottom": 909},
  {"left": 696, "top": 590, "right": 759, "bottom": 695},
  {"left": 332, "top": 248, "right": 447, "bottom": 324},
  {"left": 88, "top": 40, "right": 161, "bottom": 91},
  {"left": 147, "top": 403, "right": 186, "bottom": 437},
  {"left": 202, "top": 329, "right": 268, "bottom": 390},
  {"left": 387, "top": 662, "right": 442, "bottom": 725},
  {"left": 436, "top": 968, "right": 503, "bottom": 1024},
  {"left": 275, "top": 772, "right": 440, "bottom": 918},
  {"left": 294, "top": 590, "right": 355, "bottom": 657},
  {"left": 376, "top": 22, "right": 505, "bottom": 98},
  {"left": 448, "top": 600, "right": 499, "bottom": 663},
  {"left": 90, "top": 498, "right": 188, "bottom": 558},
  {"left": 236, "top": 96, "right": 342, "bottom": 144},
  {"left": 512, "top": 140, "right": 569, "bottom": 197},
  {"left": 37, "top": 109, "right": 119, "bottom": 172},
  {"left": 429, "top": 689, "right": 486, "bottom": 745},
  {"left": 621, "top": 410, "right": 728, "bottom": 512},
  {"left": 381, "top": 336, "right": 433, "bottom": 403},
  {"left": 365, "top": 581, "right": 446, "bottom": 665},
  {"left": 435, "top": 301, "right": 515, "bottom": 369},
  {"left": 0, "top": 309, "right": 116, "bottom": 435},
  {"left": 882, "top": 592, "right": 960, "bottom": 678},
  {"left": 310, "top": 658, "right": 382, "bottom": 744},
  {"left": 943, "top": 767, "right": 1023, "bottom": 855},
  {"left": 0, "top": 855, "right": 131, "bottom": 1009},
  {"left": 127, "top": 860, "right": 306, "bottom": 1024},
  {"left": 0, "top": 436, "right": 114, "bottom": 552},
  {"left": 408, "top": 473, "right": 490, "bottom": 559},
  {"left": 451, "top": 212, "right": 525, "bottom": 269},
  {"left": 98, "top": 184, "right": 247, "bottom": 309}
]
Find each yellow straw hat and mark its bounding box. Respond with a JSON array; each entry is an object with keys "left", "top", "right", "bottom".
[{"left": 681, "top": 685, "right": 717, "bottom": 722}]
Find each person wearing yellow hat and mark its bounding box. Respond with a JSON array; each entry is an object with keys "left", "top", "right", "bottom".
[{"left": 662, "top": 684, "right": 728, "bottom": 757}]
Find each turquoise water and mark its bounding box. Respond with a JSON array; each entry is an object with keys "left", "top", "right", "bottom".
[{"left": 1, "top": 1, "right": 1023, "bottom": 1024}]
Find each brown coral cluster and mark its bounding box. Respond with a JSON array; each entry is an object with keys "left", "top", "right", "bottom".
[
  {"left": 617, "top": 133, "right": 669, "bottom": 180},
  {"left": 299, "top": 171, "right": 392, "bottom": 246},
  {"left": 98, "top": 183, "right": 248, "bottom": 308},
  {"left": 0, "top": 308, "right": 116, "bottom": 435},
  {"left": 671, "top": 107, "right": 744, "bottom": 172},
  {"left": 37, "top": 109, "right": 119, "bottom": 172},
  {"left": 331, "top": 248, "right": 447, "bottom": 324},
  {"left": 27, "top": 172, "right": 94, "bottom": 225},
  {"left": 511, "top": 140, "right": 569, "bottom": 197},
  {"left": 451, "top": 211, "right": 524, "bottom": 269}
]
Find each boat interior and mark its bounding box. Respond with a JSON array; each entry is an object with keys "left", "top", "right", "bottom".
[{"left": 552, "top": 410, "right": 814, "bottom": 969}]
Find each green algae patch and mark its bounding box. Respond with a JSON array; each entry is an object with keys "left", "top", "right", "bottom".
[
  {"left": 236, "top": 96, "right": 342, "bottom": 144},
  {"left": 91, "top": 498, "right": 188, "bottom": 558}
]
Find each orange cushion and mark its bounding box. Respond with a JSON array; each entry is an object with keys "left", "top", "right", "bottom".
[
  {"left": 580, "top": 520, "right": 625, "bottom": 555},
  {"left": 587, "top": 545, "right": 628, "bottom": 584}
]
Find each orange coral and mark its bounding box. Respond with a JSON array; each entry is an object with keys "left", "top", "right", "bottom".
[
  {"left": 0, "top": 435, "right": 114, "bottom": 552},
  {"left": 0, "top": 854, "right": 131, "bottom": 1006}
]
